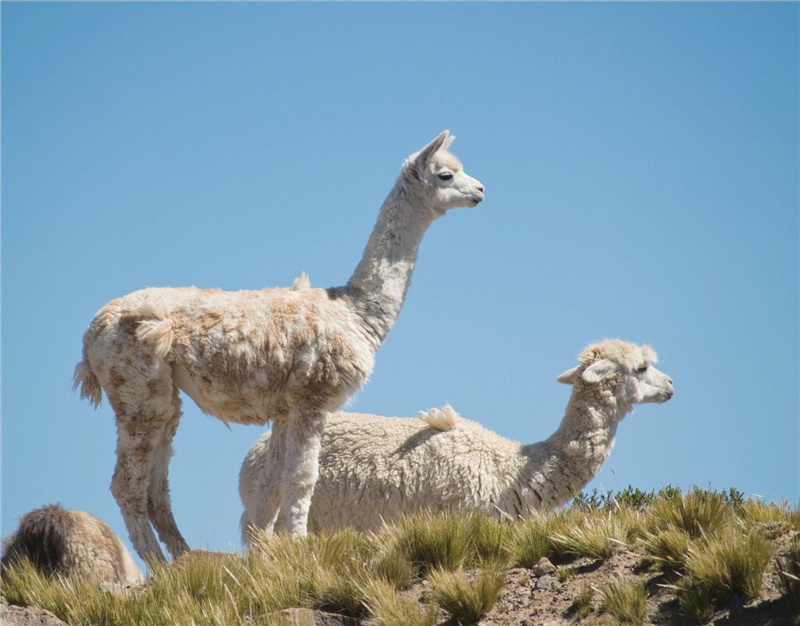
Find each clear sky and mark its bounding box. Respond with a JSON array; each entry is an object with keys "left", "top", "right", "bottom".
[{"left": 2, "top": 2, "right": 798, "bottom": 571}]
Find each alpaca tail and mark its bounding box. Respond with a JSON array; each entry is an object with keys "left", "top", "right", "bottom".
[
  {"left": 418, "top": 404, "right": 461, "bottom": 431},
  {"left": 291, "top": 272, "right": 310, "bottom": 290},
  {"left": 134, "top": 297, "right": 174, "bottom": 358},
  {"left": 73, "top": 359, "right": 102, "bottom": 409}
]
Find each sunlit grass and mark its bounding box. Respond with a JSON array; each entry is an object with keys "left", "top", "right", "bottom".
[
  {"left": 1, "top": 488, "right": 794, "bottom": 626},
  {"left": 643, "top": 527, "right": 692, "bottom": 576},
  {"left": 647, "top": 488, "right": 734, "bottom": 540},
  {"left": 361, "top": 579, "right": 438, "bottom": 626},
  {"left": 599, "top": 577, "right": 647, "bottom": 625},
  {"left": 507, "top": 511, "right": 555, "bottom": 567},
  {"left": 551, "top": 508, "right": 640, "bottom": 561},
  {"left": 427, "top": 566, "right": 506, "bottom": 625}
]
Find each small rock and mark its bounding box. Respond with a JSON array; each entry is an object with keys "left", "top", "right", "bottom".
[
  {"left": 0, "top": 603, "right": 67, "bottom": 626},
  {"left": 532, "top": 557, "right": 556, "bottom": 577},
  {"left": 534, "top": 574, "right": 555, "bottom": 590}
]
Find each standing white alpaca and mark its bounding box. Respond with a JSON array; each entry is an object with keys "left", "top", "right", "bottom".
[
  {"left": 74, "top": 131, "right": 485, "bottom": 563},
  {"left": 240, "top": 340, "right": 674, "bottom": 537}
]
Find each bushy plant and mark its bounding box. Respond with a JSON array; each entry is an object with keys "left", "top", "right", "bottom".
[
  {"left": 361, "top": 579, "right": 438, "bottom": 626},
  {"left": 643, "top": 527, "right": 692, "bottom": 576},
  {"left": 600, "top": 577, "right": 647, "bottom": 625},
  {"left": 428, "top": 566, "right": 506, "bottom": 625},
  {"left": 384, "top": 512, "right": 474, "bottom": 574},
  {"left": 551, "top": 509, "right": 639, "bottom": 561},
  {"left": 508, "top": 512, "right": 554, "bottom": 568},
  {"left": 647, "top": 488, "right": 735, "bottom": 539}
]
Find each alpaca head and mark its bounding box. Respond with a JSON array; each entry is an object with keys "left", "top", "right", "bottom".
[
  {"left": 556, "top": 339, "right": 674, "bottom": 407},
  {"left": 404, "top": 130, "right": 485, "bottom": 218}
]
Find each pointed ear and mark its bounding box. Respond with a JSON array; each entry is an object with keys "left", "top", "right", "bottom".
[
  {"left": 442, "top": 134, "right": 456, "bottom": 151},
  {"left": 581, "top": 359, "right": 619, "bottom": 383},
  {"left": 557, "top": 366, "right": 580, "bottom": 385},
  {"left": 415, "top": 130, "right": 450, "bottom": 167}
]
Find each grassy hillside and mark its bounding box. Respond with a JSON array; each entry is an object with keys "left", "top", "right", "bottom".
[{"left": 2, "top": 487, "right": 798, "bottom": 625}]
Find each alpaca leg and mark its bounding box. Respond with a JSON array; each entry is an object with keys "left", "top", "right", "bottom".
[
  {"left": 147, "top": 388, "right": 190, "bottom": 559},
  {"left": 107, "top": 359, "right": 178, "bottom": 565},
  {"left": 254, "top": 421, "right": 288, "bottom": 534},
  {"left": 281, "top": 408, "right": 327, "bottom": 537},
  {"left": 111, "top": 419, "right": 165, "bottom": 564},
  {"left": 242, "top": 423, "right": 286, "bottom": 549}
]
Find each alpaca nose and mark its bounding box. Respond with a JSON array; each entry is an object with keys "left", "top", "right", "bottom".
[{"left": 477, "top": 185, "right": 485, "bottom": 193}]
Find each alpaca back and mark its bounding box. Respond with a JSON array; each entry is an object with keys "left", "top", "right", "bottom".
[
  {"left": 1, "top": 505, "right": 142, "bottom": 586},
  {"left": 241, "top": 410, "right": 524, "bottom": 533}
]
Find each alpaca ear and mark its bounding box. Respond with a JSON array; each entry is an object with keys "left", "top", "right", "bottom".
[
  {"left": 581, "top": 359, "right": 619, "bottom": 383},
  {"left": 442, "top": 134, "right": 456, "bottom": 151},
  {"left": 415, "top": 130, "right": 450, "bottom": 167},
  {"left": 557, "top": 366, "right": 580, "bottom": 385}
]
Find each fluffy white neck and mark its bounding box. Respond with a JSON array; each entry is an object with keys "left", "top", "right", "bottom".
[
  {"left": 345, "top": 171, "right": 435, "bottom": 346},
  {"left": 513, "top": 385, "right": 628, "bottom": 512}
]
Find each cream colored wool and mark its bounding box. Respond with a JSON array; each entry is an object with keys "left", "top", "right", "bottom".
[
  {"left": 1, "top": 505, "right": 142, "bottom": 587},
  {"left": 74, "top": 131, "right": 484, "bottom": 563},
  {"left": 239, "top": 340, "right": 674, "bottom": 538}
]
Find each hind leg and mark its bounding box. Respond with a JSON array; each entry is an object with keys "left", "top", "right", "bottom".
[
  {"left": 147, "top": 387, "right": 190, "bottom": 559},
  {"left": 106, "top": 359, "right": 178, "bottom": 565},
  {"left": 111, "top": 417, "right": 166, "bottom": 564}
]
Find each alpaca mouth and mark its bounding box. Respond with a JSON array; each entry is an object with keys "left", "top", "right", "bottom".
[
  {"left": 469, "top": 194, "right": 484, "bottom": 206},
  {"left": 658, "top": 390, "right": 675, "bottom": 403}
]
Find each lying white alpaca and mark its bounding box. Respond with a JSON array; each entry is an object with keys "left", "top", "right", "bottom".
[
  {"left": 240, "top": 339, "right": 673, "bottom": 537},
  {"left": 74, "top": 131, "right": 484, "bottom": 563},
  {"left": 1, "top": 505, "right": 142, "bottom": 586}
]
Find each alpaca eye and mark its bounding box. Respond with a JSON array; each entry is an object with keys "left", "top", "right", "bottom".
[
  {"left": 635, "top": 365, "right": 649, "bottom": 374},
  {"left": 437, "top": 172, "right": 454, "bottom": 181}
]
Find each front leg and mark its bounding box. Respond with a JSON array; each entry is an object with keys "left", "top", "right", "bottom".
[{"left": 281, "top": 407, "right": 327, "bottom": 536}]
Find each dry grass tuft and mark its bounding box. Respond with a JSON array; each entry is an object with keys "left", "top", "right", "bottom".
[
  {"left": 599, "top": 577, "right": 647, "bottom": 625},
  {"left": 643, "top": 527, "right": 692, "bottom": 576},
  {"left": 551, "top": 509, "right": 639, "bottom": 561},
  {"left": 427, "top": 566, "right": 506, "bottom": 625},
  {"left": 647, "top": 488, "right": 734, "bottom": 539},
  {"left": 385, "top": 512, "right": 474, "bottom": 574},
  {"left": 361, "top": 579, "right": 439, "bottom": 626},
  {"left": 508, "top": 511, "right": 555, "bottom": 568}
]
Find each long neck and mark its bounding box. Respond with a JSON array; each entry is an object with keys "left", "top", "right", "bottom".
[
  {"left": 344, "top": 171, "right": 434, "bottom": 346},
  {"left": 512, "top": 384, "right": 629, "bottom": 511}
]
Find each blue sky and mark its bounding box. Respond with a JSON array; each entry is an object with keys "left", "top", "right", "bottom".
[{"left": 2, "top": 3, "right": 798, "bottom": 570}]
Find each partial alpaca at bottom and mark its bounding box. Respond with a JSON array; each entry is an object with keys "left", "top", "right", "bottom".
[
  {"left": 1, "top": 505, "right": 143, "bottom": 586},
  {"left": 240, "top": 339, "right": 674, "bottom": 539}
]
